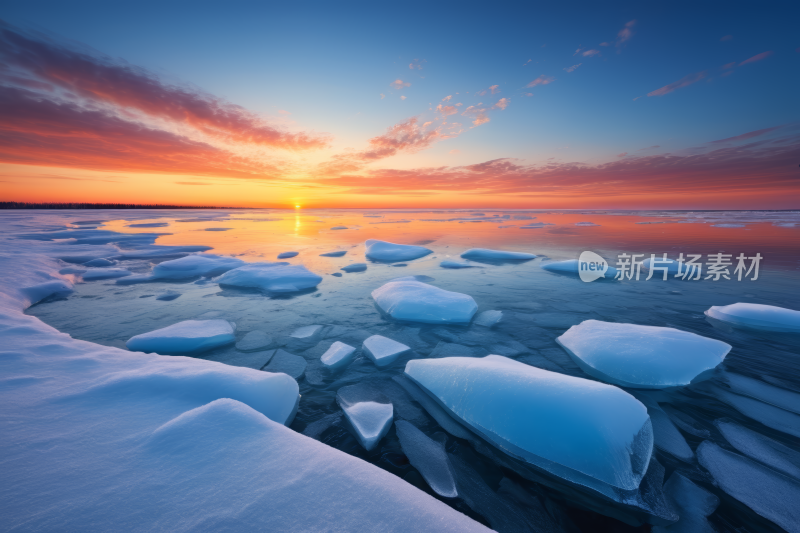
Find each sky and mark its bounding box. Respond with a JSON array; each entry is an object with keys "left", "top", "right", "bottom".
[{"left": 1, "top": 0, "right": 799, "bottom": 209}]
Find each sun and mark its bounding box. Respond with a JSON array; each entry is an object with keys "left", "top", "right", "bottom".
[{"left": 294, "top": 204, "right": 301, "bottom": 209}]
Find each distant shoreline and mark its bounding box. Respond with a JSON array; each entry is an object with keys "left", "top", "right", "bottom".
[{"left": 0, "top": 202, "right": 248, "bottom": 210}]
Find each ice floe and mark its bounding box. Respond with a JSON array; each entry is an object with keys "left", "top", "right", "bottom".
[
  {"left": 372, "top": 280, "right": 477, "bottom": 324},
  {"left": 151, "top": 254, "right": 245, "bottom": 280},
  {"left": 321, "top": 341, "right": 357, "bottom": 370},
  {"left": 460, "top": 248, "right": 536, "bottom": 262},
  {"left": 82, "top": 268, "right": 133, "bottom": 281},
  {"left": 362, "top": 335, "right": 410, "bottom": 367},
  {"left": 557, "top": 320, "right": 730, "bottom": 389},
  {"left": 83, "top": 258, "right": 116, "bottom": 267},
  {"left": 714, "top": 388, "right": 800, "bottom": 438},
  {"left": 126, "top": 319, "right": 236, "bottom": 354},
  {"left": 341, "top": 263, "right": 367, "bottom": 273},
  {"left": 395, "top": 420, "right": 458, "bottom": 498},
  {"left": 440, "top": 260, "right": 480, "bottom": 269},
  {"left": 474, "top": 310, "right": 503, "bottom": 327},
  {"left": 541, "top": 259, "right": 619, "bottom": 278},
  {"left": 705, "top": 303, "right": 800, "bottom": 333},
  {"left": 697, "top": 441, "right": 800, "bottom": 533},
  {"left": 155, "top": 290, "right": 181, "bottom": 301},
  {"left": 235, "top": 330, "right": 276, "bottom": 352},
  {"left": 364, "top": 239, "right": 433, "bottom": 262},
  {"left": 404, "top": 355, "right": 653, "bottom": 491},
  {"left": 652, "top": 473, "right": 719, "bottom": 533},
  {"left": 337, "top": 385, "right": 394, "bottom": 451},
  {"left": 715, "top": 418, "right": 800, "bottom": 481},
  {"left": 320, "top": 250, "right": 347, "bottom": 257},
  {"left": 263, "top": 349, "right": 307, "bottom": 379},
  {"left": 723, "top": 372, "right": 800, "bottom": 415},
  {"left": 217, "top": 263, "right": 322, "bottom": 293},
  {"left": 330, "top": 226, "right": 348, "bottom": 230},
  {"left": 277, "top": 251, "right": 299, "bottom": 259}
]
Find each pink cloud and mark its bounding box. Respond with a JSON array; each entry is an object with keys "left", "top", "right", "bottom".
[
  {"left": 709, "top": 126, "right": 782, "bottom": 144},
  {"left": 400, "top": 95, "right": 407, "bottom": 100},
  {"left": 492, "top": 98, "right": 509, "bottom": 110},
  {"left": 617, "top": 153, "right": 628, "bottom": 158},
  {"left": 647, "top": 71, "right": 707, "bottom": 96},
  {"left": 461, "top": 105, "right": 489, "bottom": 126},
  {"left": 489, "top": 85, "right": 500, "bottom": 94},
  {"left": 564, "top": 63, "right": 582, "bottom": 73},
  {"left": 739, "top": 51, "right": 773, "bottom": 66},
  {"left": 582, "top": 49, "right": 601, "bottom": 57},
  {"left": 442, "top": 95, "right": 452, "bottom": 102},
  {"left": 436, "top": 104, "right": 459, "bottom": 116},
  {"left": 526, "top": 75, "right": 555, "bottom": 88},
  {"left": 616, "top": 20, "right": 636, "bottom": 46},
  {"left": 390, "top": 79, "right": 411, "bottom": 90}
]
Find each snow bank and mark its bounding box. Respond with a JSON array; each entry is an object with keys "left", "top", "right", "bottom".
[
  {"left": 705, "top": 303, "right": 800, "bottom": 333},
  {"left": 217, "top": 262, "right": 322, "bottom": 293},
  {"left": 372, "top": 280, "right": 477, "bottom": 324},
  {"left": 542, "top": 259, "right": 618, "bottom": 278},
  {"left": 365, "top": 239, "right": 433, "bottom": 262},
  {"left": 557, "top": 320, "right": 730, "bottom": 389},
  {"left": 404, "top": 355, "right": 653, "bottom": 491},
  {"left": 127, "top": 319, "right": 236, "bottom": 354}
]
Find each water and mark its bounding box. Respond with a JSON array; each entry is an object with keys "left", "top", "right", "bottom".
[{"left": 20, "top": 208, "right": 800, "bottom": 532}]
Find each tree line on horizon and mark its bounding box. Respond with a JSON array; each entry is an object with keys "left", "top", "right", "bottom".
[{"left": 0, "top": 202, "right": 239, "bottom": 210}]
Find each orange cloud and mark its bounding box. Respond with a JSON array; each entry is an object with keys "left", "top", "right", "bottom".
[{"left": 436, "top": 104, "right": 459, "bottom": 117}]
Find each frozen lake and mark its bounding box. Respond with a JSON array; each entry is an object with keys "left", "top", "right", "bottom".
[{"left": 8, "top": 208, "right": 800, "bottom": 532}]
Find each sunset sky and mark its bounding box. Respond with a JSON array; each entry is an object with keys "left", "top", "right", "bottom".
[{"left": 1, "top": 1, "right": 799, "bottom": 209}]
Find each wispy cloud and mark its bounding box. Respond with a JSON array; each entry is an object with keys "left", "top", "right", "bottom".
[
  {"left": 0, "top": 21, "right": 328, "bottom": 152},
  {"left": 739, "top": 51, "right": 773, "bottom": 66},
  {"left": 442, "top": 95, "right": 452, "bottom": 102},
  {"left": 390, "top": 79, "right": 411, "bottom": 90},
  {"left": 647, "top": 71, "right": 707, "bottom": 96},
  {"left": 400, "top": 95, "right": 407, "bottom": 100},
  {"left": 461, "top": 105, "right": 490, "bottom": 126},
  {"left": 582, "top": 49, "right": 601, "bottom": 57},
  {"left": 489, "top": 85, "right": 500, "bottom": 94},
  {"left": 526, "top": 75, "right": 555, "bottom": 88},
  {"left": 492, "top": 98, "right": 509, "bottom": 110},
  {"left": 709, "top": 126, "right": 782, "bottom": 144},
  {"left": 615, "top": 20, "right": 636, "bottom": 47},
  {"left": 564, "top": 63, "right": 582, "bottom": 73},
  {"left": 436, "top": 104, "right": 459, "bottom": 117}
]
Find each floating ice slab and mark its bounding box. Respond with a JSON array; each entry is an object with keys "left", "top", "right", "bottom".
[
  {"left": 715, "top": 418, "right": 800, "bottom": 481},
  {"left": 217, "top": 263, "right": 322, "bottom": 293},
  {"left": 330, "top": 226, "right": 348, "bottom": 230},
  {"left": 723, "top": 373, "right": 800, "bottom": 415},
  {"left": 715, "top": 388, "right": 800, "bottom": 438},
  {"left": 277, "top": 251, "right": 298, "bottom": 259},
  {"left": 321, "top": 341, "right": 357, "bottom": 370},
  {"left": 235, "top": 330, "right": 276, "bottom": 352},
  {"left": 320, "top": 250, "right": 347, "bottom": 257},
  {"left": 151, "top": 254, "right": 245, "bottom": 280},
  {"left": 82, "top": 268, "right": 132, "bottom": 280},
  {"left": 396, "top": 420, "right": 458, "bottom": 498},
  {"left": 652, "top": 473, "right": 718, "bottom": 533},
  {"left": 474, "top": 310, "right": 503, "bottom": 327},
  {"left": 404, "top": 355, "right": 653, "bottom": 491},
  {"left": 263, "top": 349, "right": 307, "bottom": 380},
  {"left": 341, "top": 263, "right": 367, "bottom": 273},
  {"left": 697, "top": 441, "right": 800, "bottom": 533},
  {"left": 440, "top": 260, "right": 479, "bottom": 269},
  {"left": 20, "top": 280, "right": 74, "bottom": 305},
  {"left": 372, "top": 280, "right": 477, "bottom": 324},
  {"left": 126, "top": 319, "right": 235, "bottom": 355},
  {"left": 557, "top": 320, "right": 730, "bottom": 389},
  {"left": 460, "top": 249, "right": 536, "bottom": 262},
  {"left": 363, "top": 335, "right": 410, "bottom": 367},
  {"left": 83, "top": 258, "right": 116, "bottom": 267},
  {"left": 365, "top": 239, "right": 433, "bottom": 262},
  {"left": 155, "top": 290, "right": 181, "bottom": 301},
  {"left": 705, "top": 303, "right": 800, "bottom": 333},
  {"left": 342, "top": 401, "right": 393, "bottom": 451},
  {"left": 541, "top": 259, "right": 618, "bottom": 278}
]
